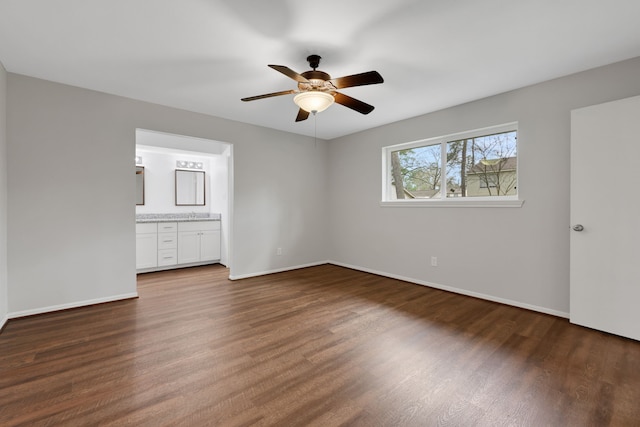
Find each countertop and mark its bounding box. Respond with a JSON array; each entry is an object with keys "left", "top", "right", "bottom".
[{"left": 136, "top": 213, "right": 221, "bottom": 223}]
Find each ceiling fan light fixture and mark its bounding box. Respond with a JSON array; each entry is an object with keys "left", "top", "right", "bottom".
[
  {"left": 293, "top": 91, "right": 335, "bottom": 113},
  {"left": 242, "top": 55, "right": 383, "bottom": 122}
]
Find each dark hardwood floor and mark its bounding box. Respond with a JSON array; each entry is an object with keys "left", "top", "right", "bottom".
[{"left": 1, "top": 264, "right": 639, "bottom": 426}]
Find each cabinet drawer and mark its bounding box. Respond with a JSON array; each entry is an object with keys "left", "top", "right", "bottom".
[
  {"left": 157, "top": 222, "right": 178, "bottom": 232},
  {"left": 158, "top": 249, "right": 177, "bottom": 266},
  {"left": 136, "top": 222, "right": 157, "bottom": 234},
  {"left": 158, "top": 232, "right": 177, "bottom": 249},
  {"left": 178, "top": 220, "right": 220, "bottom": 232}
]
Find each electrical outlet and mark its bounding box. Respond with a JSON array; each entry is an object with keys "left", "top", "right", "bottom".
[
  {"left": 431, "top": 256, "right": 438, "bottom": 267},
  {"left": 277, "top": 247, "right": 282, "bottom": 256}
]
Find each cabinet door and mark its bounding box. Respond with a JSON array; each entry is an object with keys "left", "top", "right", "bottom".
[
  {"left": 178, "top": 231, "right": 200, "bottom": 264},
  {"left": 136, "top": 233, "right": 158, "bottom": 269},
  {"left": 200, "top": 230, "right": 221, "bottom": 262}
]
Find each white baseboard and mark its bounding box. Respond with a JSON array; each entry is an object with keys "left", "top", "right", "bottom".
[
  {"left": 328, "top": 261, "right": 570, "bottom": 319},
  {"left": 228, "top": 261, "right": 329, "bottom": 281},
  {"left": 2, "top": 264, "right": 568, "bottom": 322},
  {"left": 8, "top": 292, "right": 139, "bottom": 320}
]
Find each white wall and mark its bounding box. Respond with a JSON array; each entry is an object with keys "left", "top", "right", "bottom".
[
  {"left": 327, "top": 57, "right": 640, "bottom": 317},
  {"left": 7, "top": 74, "right": 329, "bottom": 315},
  {"left": 211, "top": 146, "right": 231, "bottom": 265},
  {"left": 209, "top": 148, "right": 230, "bottom": 222},
  {"left": 0, "top": 61, "right": 7, "bottom": 328},
  {"left": 10, "top": 56, "right": 639, "bottom": 320}
]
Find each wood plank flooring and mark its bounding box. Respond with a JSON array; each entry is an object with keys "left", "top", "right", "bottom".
[{"left": 1, "top": 264, "right": 639, "bottom": 426}]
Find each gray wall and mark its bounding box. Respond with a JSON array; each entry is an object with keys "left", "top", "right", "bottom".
[
  {"left": 7, "top": 75, "right": 328, "bottom": 315},
  {"left": 5, "top": 57, "right": 640, "bottom": 319},
  {"left": 0, "top": 62, "right": 7, "bottom": 327},
  {"left": 327, "top": 57, "right": 640, "bottom": 316}
]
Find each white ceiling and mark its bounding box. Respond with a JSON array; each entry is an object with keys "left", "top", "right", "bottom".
[{"left": 1, "top": 0, "right": 640, "bottom": 140}]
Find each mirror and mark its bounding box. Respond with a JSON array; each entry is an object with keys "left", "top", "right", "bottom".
[
  {"left": 175, "top": 170, "right": 206, "bottom": 206},
  {"left": 136, "top": 166, "right": 145, "bottom": 205}
]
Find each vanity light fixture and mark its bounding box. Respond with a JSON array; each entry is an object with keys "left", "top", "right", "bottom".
[
  {"left": 135, "top": 156, "right": 143, "bottom": 164},
  {"left": 176, "top": 160, "right": 204, "bottom": 170}
]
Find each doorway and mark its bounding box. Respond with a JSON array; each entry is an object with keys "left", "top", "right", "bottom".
[{"left": 135, "top": 129, "right": 233, "bottom": 271}]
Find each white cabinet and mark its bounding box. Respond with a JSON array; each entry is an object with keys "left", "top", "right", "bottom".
[
  {"left": 136, "top": 220, "right": 220, "bottom": 272},
  {"left": 136, "top": 223, "right": 158, "bottom": 269},
  {"left": 178, "top": 221, "right": 221, "bottom": 264}
]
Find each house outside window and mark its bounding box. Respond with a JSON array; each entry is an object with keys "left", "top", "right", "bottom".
[
  {"left": 470, "top": 157, "right": 517, "bottom": 195},
  {"left": 382, "top": 123, "right": 518, "bottom": 205}
]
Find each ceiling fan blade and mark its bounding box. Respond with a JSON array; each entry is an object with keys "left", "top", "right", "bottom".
[
  {"left": 295, "top": 108, "right": 310, "bottom": 122},
  {"left": 241, "top": 89, "right": 296, "bottom": 102},
  {"left": 329, "top": 71, "right": 383, "bottom": 89},
  {"left": 269, "top": 65, "right": 309, "bottom": 83},
  {"left": 334, "top": 92, "right": 375, "bottom": 115}
]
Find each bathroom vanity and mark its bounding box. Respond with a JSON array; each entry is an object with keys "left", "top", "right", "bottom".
[{"left": 136, "top": 214, "right": 221, "bottom": 273}]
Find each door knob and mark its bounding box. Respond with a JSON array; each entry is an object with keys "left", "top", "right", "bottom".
[{"left": 572, "top": 224, "right": 584, "bottom": 232}]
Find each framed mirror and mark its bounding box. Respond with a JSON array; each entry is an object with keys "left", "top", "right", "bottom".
[
  {"left": 136, "top": 166, "right": 145, "bottom": 205},
  {"left": 175, "top": 170, "right": 206, "bottom": 206}
]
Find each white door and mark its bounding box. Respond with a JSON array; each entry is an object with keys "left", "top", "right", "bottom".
[{"left": 570, "top": 95, "right": 640, "bottom": 341}]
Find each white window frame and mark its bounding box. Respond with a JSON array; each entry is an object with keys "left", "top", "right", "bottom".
[{"left": 381, "top": 122, "right": 523, "bottom": 208}]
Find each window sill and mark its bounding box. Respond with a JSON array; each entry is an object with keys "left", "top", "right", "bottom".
[{"left": 380, "top": 198, "right": 524, "bottom": 208}]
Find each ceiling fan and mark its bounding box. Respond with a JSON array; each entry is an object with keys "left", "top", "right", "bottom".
[{"left": 241, "top": 54, "right": 384, "bottom": 122}]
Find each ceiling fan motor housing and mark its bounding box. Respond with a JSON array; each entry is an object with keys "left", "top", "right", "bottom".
[{"left": 299, "top": 70, "right": 334, "bottom": 92}]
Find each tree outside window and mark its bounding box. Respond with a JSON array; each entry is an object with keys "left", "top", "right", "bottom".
[{"left": 388, "top": 128, "right": 517, "bottom": 199}]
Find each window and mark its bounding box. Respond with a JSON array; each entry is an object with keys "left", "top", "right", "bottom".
[{"left": 383, "top": 123, "right": 520, "bottom": 206}]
